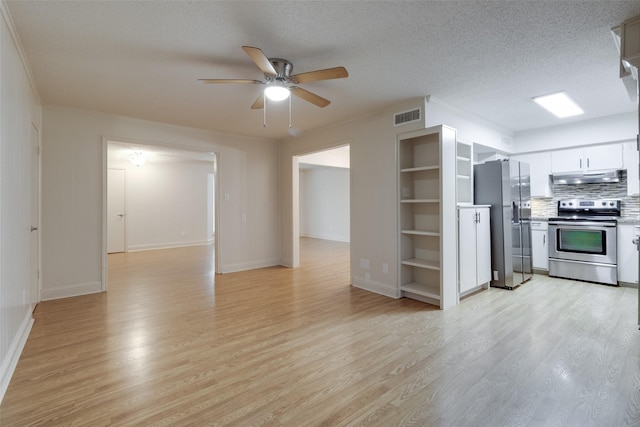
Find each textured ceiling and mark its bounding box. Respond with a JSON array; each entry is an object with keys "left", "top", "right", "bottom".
[{"left": 7, "top": 1, "right": 640, "bottom": 140}]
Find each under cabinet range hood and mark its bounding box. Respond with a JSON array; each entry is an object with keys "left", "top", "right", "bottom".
[{"left": 551, "top": 169, "right": 622, "bottom": 185}]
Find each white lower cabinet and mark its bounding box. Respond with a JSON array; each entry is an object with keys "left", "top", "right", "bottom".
[
  {"left": 531, "top": 221, "right": 548, "bottom": 271},
  {"left": 458, "top": 206, "right": 491, "bottom": 295},
  {"left": 618, "top": 224, "right": 639, "bottom": 285}
]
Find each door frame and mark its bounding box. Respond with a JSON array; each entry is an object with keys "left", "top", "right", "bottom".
[
  {"left": 291, "top": 141, "right": 351, "bottom": 268},
  {"left": 30, "top": 122, "right": 41, "bottom": 309},
  {"left": 101, "top": 137, "right": 220, "bottom": 291}
]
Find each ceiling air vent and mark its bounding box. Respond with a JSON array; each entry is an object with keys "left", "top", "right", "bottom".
[{"left": 394, "top": 108, "right": 421, "bottom": 126}]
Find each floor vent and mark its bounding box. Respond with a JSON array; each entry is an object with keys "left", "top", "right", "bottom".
[{"left": 394, "top": 108, "right": 421, "bottom": 126}]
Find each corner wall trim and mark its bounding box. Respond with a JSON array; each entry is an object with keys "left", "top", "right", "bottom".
[
  {"left": 0, "top": 311, "right": 34, "bottom": 403},
  {"left": 351, "top": 277, "right": 398, "bottom": 299},
  {"left": 40, "top": 281, "right": 102, "bottom": 301}
]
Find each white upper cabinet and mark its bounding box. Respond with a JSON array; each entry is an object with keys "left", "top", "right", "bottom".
[
  {"left": 550, "top": 145, "right": 623, "bottom": 174},
  {"left": 510, "top": 152, "right": 552, "bottom": 197},
  {"left": 456, "top": 140, "right": 473, "bottom": 205},
  {"left": 621, "top": 15, "right": 640, "bottom": 68},
  {"left": 623, "top": 141, "right": 639, "bottom": 196}
]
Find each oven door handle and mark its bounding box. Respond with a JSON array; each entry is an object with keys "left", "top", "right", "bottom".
[{"left": 549, "top": 221, "right": 617, "bottom": 227}]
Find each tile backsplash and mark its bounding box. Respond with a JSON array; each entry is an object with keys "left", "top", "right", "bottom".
[{"left": 531, "top": 171, "right": 639, "bottom": 220}]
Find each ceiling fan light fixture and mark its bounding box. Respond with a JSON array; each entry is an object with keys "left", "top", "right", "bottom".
[{"left": 264, "top": 84, "right": 290, "bottom": 101}]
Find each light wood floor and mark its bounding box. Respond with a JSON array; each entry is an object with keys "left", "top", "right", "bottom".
[{"left": 1, "top": 238, "right": 639, "bottom": 426}]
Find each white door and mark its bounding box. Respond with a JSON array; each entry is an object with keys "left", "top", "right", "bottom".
[
  {"left": 107, "top": 169, "right": 126, "bottom": 253},
  {"left": 30, "top": 124, "right": 40, "bottom": 309}
]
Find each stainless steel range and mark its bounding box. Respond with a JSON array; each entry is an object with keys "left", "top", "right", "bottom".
[{"left": 548, "top": 199, "right": 620, "bottom": 286}]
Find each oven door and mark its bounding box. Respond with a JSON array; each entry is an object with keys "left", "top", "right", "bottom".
[{"left": 548, "top": 221, "right": 617, "bottom": 265}]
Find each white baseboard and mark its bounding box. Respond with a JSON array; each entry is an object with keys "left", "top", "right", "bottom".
[
  {"left": 40, "top": 281, "right": 102, "bottom": 301},
  {"left": 351, "top": 276, "right": 399, "bottom": 299},
  {"left": 300, "top": 233, "right": 350, "bottom": 243},
  {"left": 219, "top": 258, "right": 281, "bottom": 274},
  {"left": 0, "top": 311, "right": 34, "bottom": 403},
  {"left": 127, "top": 240, "right": 211, "bottom": 252}
]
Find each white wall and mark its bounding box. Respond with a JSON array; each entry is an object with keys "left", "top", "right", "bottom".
[
  {"left": 41, "top": 106, "right": 280, "bottom": 301},
  {"left": 0, "top": 3, "right": 40, "bottom": 401},
  {"left": 300, "top": 166, "right": 350, "bottom": 242},
  {"left": 424, "top": 96, "right": 515, "bottom": 153},
  {"left": 513, "top": 112, "right": 637, "bottom": 153},
  {"left": 299, "top": 146, "right": 350, "bottom": 168},
  {"left": 280, "top": 98, "right": 426, "bottom": 297},
  {"left": 108, "top": 157, "right": 214, "bottom": 251},
  {"left": 280, "top": 96, "right": 519, "bottom": 298}
]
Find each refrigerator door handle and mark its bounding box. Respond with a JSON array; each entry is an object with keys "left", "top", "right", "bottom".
[{"left": 512, "top": 201, "right": 520, "bottom": 224}]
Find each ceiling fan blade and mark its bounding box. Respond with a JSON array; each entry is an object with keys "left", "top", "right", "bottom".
[
  {"left": 242, "top": 46, "right": 277, "bottom": 76},
  {"left": 291, "top": 87, "right": 330, "bottom": 108},
  {"left": 251, "top": 94, "right": 265, "bottom": 109},
  {"left": 198, "top": 79, "right": 263, "bottom": 84},
  {"left": 291, "top": 67, "right": 348, "bottom": 84}
]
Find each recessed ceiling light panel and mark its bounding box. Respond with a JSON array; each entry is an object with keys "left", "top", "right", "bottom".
[{"left": 532, "top": 91, "right": 584, "bottom": 118}]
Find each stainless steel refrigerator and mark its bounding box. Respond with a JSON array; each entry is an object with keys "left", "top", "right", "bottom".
[{"left": 473, "top": 159, "right": 533, "bottom": 289}]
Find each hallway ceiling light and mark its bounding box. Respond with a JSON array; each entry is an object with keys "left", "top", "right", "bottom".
[
  {"left": 532, "top": 91, "right": 584, "bottom": 118},
  {"left": 130, "top": 151, "right": 147, "bottom": 167}
]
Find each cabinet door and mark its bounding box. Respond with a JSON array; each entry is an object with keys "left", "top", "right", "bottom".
[
  {"left": 623, "top": 142, "right": 639, "bottom": 196},
  {"left": 618, "top": 224, "right": 639, "bottom": 284},
  {"left": 551, "top": 148, "right": 583, "bottom": 173},
  {"left": 585, "top": 144, "right": 623, "bottom": 171},
  {"left": 458, "top": 208, "right": 478, "bottom": 294},
  {"left": 476, "top": 208, "right": 492, "bottom": 284},
  {"left": 456, "top": 140, "right": 473, "bottom": 204},
  {"left": 531, "top": 229, "right": 548, "bottom": 270},
  {"left": 511, "top": 152, "right": 552, "bottom": 197}
]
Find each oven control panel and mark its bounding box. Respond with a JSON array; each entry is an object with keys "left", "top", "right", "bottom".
[
  {"left": 559, "top": 199, "right": 620, "bottom": 209},
  {"left": 556, "top": 199, "right": 621, "bottom": 219}
]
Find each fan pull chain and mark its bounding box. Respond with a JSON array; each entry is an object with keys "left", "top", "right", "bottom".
[
  {"left": 288, "top": 95, "right": 292, "bottom": 129},
  {"left": 263, "top": 97, "right": 267, "bottom": 127}
]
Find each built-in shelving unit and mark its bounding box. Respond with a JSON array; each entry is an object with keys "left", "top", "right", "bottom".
[
  {"left": 397, "top": 125, "right": 458, "bottom": 309},
  {"left": 456, "top": 140, "right": 472, "bottom": 205}
]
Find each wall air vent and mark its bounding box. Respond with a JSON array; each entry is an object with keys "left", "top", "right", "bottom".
[
  {"left": 501, "top": 135, "right": 513, "bottom": 147},
  {"left": 393, "top": 108, "right": 421, "bottom": 126}
]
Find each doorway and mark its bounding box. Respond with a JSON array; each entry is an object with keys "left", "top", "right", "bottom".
[
  {"left": 107, "top": 168, "right": 126, "bottom": 253},
  {"left": 29, "top": 123, "right": 40, "bottom": 309},
  {"left": 103, "top": 139, "right": 218, "bottom": 290},
  {"left": 295, "top": 144, "right": 351, "bottom": 270}
]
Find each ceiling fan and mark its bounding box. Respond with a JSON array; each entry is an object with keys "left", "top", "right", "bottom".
[{"left": 198, "top": 46, "right": 348, "bottom": 110}]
